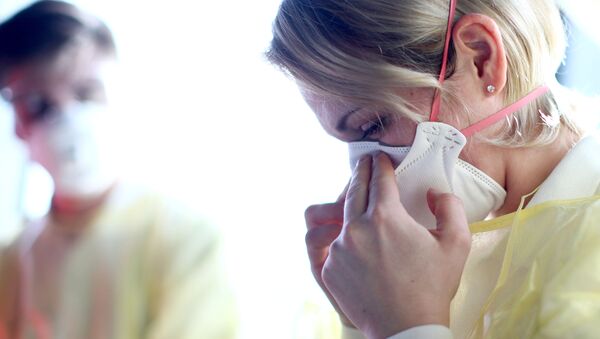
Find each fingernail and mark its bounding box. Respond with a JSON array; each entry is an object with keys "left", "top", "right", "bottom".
[
  {"left": 428, "top": 188, "right": 442, "bottom": 196},
  {"left": 356, "top": 155, "right": 369, "bottom": 168}
]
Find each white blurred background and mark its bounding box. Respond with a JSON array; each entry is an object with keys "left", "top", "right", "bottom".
[{"left": 0, "top": 1, "right": 598, "bottom": 338}]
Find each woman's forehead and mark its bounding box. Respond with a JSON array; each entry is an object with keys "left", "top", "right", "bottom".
[
  {"left": 301, "top": 86, "right": 431, "bottom": 117},
  {"left": 301, "top": 88, "right": 359, "bottom": 129}
]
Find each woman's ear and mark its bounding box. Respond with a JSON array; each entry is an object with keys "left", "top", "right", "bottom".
[{"left": 452, "top": 13, "right": 507, "bottom": 96}]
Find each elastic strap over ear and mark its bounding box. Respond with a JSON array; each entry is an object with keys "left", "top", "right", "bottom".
[
  {"left": 460, "top": 86, "right": 549, "bottom": 137},
  {"left": 429, "top": 0, "right": 549, "bottom": 138},
  {"left": 429, "top": 0, "right": 457, "bottom": 122}
]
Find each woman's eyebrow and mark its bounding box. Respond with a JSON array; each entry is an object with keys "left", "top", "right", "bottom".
[{"left": 336, "top": 107, "right": 362, "bottom": 132}]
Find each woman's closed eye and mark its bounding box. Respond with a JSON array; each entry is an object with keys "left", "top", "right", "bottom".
[{"left": 360, "top": 115, "right": 388, "bottom": 140}]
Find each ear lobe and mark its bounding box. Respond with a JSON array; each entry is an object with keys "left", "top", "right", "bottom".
[{"left": 452, "top": 14, "right": 507, "bottom": 94}]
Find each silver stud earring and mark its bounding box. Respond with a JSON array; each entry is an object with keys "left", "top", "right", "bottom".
[{"left": 486, "top": 85, "right": 496, "bottom": 94}]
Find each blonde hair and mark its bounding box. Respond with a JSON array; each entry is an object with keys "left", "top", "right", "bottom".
[{"left": 266, "top": 0, "right": 582, "bottom": 147}]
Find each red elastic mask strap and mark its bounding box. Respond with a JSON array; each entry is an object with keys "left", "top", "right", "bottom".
[
  {"left": 460, "top": 86, "right": 550, "bottom": 137},
  {"left": 429, "top": 1, "right": 549, "bottom": 137},
  {"left": 429, "top": 0, "right": 457, "bottom": 122}
]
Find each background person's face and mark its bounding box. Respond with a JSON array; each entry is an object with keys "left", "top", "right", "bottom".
[
  {"left": 5, "top": 40, "right": 120, "bottom": 198},
  {"left": 8, "top": 40, "right": 113, "bottom": 135}
]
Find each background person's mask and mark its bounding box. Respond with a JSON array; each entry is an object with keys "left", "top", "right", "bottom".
[{"left": 26, "top": 103, "right": 117, "bottom": 197}]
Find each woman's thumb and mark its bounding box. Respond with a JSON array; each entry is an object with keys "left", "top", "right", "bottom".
[{"left": 427, "top": 188, "right": 471, "bottom": 250}]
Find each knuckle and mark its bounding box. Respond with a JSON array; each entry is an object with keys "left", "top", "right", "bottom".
[
  {"left": 328, "top": 236, "right": 345, "bottom": 254},
  {"left": 440, "top": 193, "right": 464, "bottom": 209},
  {"left": 304, "top": 227, "right": 317, "bottom": 246},
  {"left": 339, "top": 225, "right": 363, "bottom": 252},
  {"left": 304, "top": 203, "right": 335, "bottom": 226},
  {"left": 305, "top": 225, "right": 341, "bottom": 249},
  {"left": 304, "top": 204, "right": 321, "bottom": 223},
  {"left": 366, "top": 205, "right": 389, "bottom": 225},
  {"left": 346, "top": 181, "right": 365, "bottom": 198},
  {"left": 343, "top": 213, "right": 361, "bottom": 228}
]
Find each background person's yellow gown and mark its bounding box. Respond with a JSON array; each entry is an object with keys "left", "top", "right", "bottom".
[{"left": 0, "top": 184, "right": 237, "bottom": 339}]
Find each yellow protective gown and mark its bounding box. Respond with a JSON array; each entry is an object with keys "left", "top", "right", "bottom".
[
  {"left": 452, "top": 135, "right": 600, "bottom": 339},
  {"left": 0, "top": 184, "right": 237, "bottom": 339},
  {"left": 335, "top": 135, "right": 600, "bottom": 339}
]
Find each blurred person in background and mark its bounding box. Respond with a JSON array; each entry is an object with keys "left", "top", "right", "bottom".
[{"left": 0, "top": 1, "right": 237, "bottom": 338}]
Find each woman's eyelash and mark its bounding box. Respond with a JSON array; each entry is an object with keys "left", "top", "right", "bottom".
[{"left": 360, "top": 115, "right": 388, "bottom": 139}]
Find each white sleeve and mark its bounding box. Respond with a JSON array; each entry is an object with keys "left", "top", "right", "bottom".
[
  {"left": 342, "top": 325, "right": 452, "bottom": 339},
  {"left": 387, "top": 325, "right": 453, "bottom": 339}
]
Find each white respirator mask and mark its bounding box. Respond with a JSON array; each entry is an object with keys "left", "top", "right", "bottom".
[
  {"left": 348, "top": 122, "right": 507, "bottom": 228},
  {"left": 25, "top": 102, "right": 118, "bottom": 198}
]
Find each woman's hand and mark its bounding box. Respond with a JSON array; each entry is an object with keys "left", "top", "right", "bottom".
[{"left": 321, "top": 153, "right": 471, "bottom": 339}]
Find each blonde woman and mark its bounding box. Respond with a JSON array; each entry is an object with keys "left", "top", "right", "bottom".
[{"left": 267, "top": 0, "right": 600, "bottom": 338}]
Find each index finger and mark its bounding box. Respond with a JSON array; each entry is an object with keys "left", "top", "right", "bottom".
[
  {"left": 344, "top": 155, "right": 372, "bottom": 222},
  {"left": 336, "top": 180, "right": 350, "bottom": 202},
  {"left": 367, "top": 153, "right": 408, "bottom": 216}
]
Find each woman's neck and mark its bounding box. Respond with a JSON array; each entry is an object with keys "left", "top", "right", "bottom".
[{"left": 494, "top": 127, "right": 581, "bottom": 216}]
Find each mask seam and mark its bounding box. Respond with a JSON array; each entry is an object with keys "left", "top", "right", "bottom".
[
  {"left": 442, "top": 146, "right": 456, "bottom": 195},
  {"left": 395, "top": 142, "right": 435, "bottom": 174},
  {"left": 457, "top": 161, "right": 506, "bottom": 195},
  {"left": 350, "top": 143, "right": 410, "bottom": 156}
]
